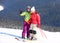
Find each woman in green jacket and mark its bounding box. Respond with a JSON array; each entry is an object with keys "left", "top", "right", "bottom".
[{"left": 20, "top": 6, "right": 31, "bottom": 39}]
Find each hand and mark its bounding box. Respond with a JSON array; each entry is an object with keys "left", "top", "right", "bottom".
[
  {"left": 37, "top": 25, "right": 40, "bottom": 28},
  {"left": 19, "top": 10, "right": 23, "bottom": 14}
]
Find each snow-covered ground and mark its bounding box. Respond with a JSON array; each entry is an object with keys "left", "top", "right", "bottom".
[{"left": 0, "top": 28, "right": 60, "bottom": 43}]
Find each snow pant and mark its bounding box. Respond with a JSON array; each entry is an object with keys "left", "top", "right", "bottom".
[
  {"left": 22, "top": 21, "right": 30, "bottom": 38},
  {"left": 29, "top": 24, "right": 37, "bottom": 39}
]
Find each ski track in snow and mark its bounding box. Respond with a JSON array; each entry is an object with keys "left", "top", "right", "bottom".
[{"left": 0, "top": 28, "right": 60, "bottom": 43}]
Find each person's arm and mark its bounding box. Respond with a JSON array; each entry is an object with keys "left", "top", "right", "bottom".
[
  {"left": 20, "top": 12, "right": 26, "bottom": 16},
  {"left": 27, "top": 18, "right": 31, "bottom": 25},
  {"left": 37, "top": 14, "right": 40, "bottom": 28}
]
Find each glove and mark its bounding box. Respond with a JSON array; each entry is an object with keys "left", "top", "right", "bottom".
[
  {"left": 19, "top": 10, "right": 23, "bottom": 14},
  {"left": 37, "top": 25, "right": 40, "bottom": 28}
]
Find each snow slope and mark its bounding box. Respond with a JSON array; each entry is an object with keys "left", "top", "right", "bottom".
[{"left": 0, "top": 28, "right": 60, "bottom": 43}]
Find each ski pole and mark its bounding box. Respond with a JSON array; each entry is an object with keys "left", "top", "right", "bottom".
[{"left": 39, "top": 28, "right": 47, "bottom": 39}]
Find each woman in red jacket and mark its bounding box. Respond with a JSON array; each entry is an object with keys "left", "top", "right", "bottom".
[{"left": 28, "top": 6, "right": 40, "bottom": 40}]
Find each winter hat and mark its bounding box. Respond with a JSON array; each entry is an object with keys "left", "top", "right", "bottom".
[
  {"left": 31, "top": 6, "right": 35, "bottom": 12},
  {"left": 27, "top": 6, "right": 31, "bottom": 9}
]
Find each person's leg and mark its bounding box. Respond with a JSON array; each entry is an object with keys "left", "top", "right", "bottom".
[
  {"left": 32, "top": 24, "right": 37, "bottom": 40},
  {"left": 30, "top": 30, "right": 36, "bottom": 40},
  {"left": 29, "top": 24, "right": 33, "bottom": 39},
  {"left": 29, "top": 33, "right": 33, "bottom": 40},
  {"left": 33, "top": 34, "right": 37, "bottom": 40},
  {"left": 22, "top": 21, "right": 27, "bottom": 38},
  {"left": 27, "top": 24, "right": 30, "bottom": 38},
  {"left": 30, "top": 24, "right": 37, "bottom": 40}
]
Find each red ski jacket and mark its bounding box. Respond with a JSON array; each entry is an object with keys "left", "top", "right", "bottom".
[{"left": 28, "top": 12, "right": 40, "bottom": 28}]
